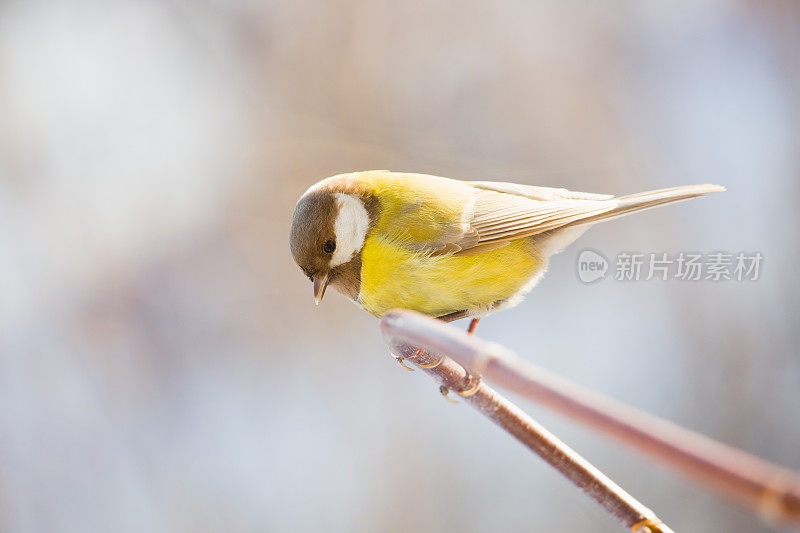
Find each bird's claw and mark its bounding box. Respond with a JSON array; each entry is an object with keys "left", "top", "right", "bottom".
[
  {"left": 458, "top": 374, "right": 481, "bottom": 397},
  {"left": 440, "top": 374, "right": 481, "bottom": 403},
  {"left": 439, "top": 385, "right": 459, "bottom": 403},
  {"left": 395, "top": 355, "right": 415, "bottom": 371}
]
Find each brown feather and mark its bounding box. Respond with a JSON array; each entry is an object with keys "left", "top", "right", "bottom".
[{"left": 448, "top": 181, "right": 724, "bottom": 256}]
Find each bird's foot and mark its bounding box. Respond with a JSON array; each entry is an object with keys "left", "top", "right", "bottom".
[
  {"left": 394, "top": 355, "right": 415, "bottom": 371},
  {"left": 439, "top": 373, "right": 481, "bottom": 403},
  {"left": 416, "top": 356, "right": 443, "bottom": 368},
  {"left": 402, "top": 348, "right": 445, "bottom": 369},
  {"left": 439, "top": 385, "right": 459, "bottom": 403},
  {"left": 395, "top": 348, "right": 444, "bottom": 370},
  {"left": 458, "top": 374, "right": 481, "bottom": 397}
]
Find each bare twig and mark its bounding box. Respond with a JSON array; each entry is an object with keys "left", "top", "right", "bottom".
[
  {"left": 381, "top": 309, "right": 800, "bottom": 529},
  {"left": 384, "top": 339, "right": 674, "bottom": 531}
]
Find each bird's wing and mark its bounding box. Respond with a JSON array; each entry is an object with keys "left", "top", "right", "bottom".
[
  {"left": 377, "top": 177, "right": 619, "bottom": 256},
  {"left": 371, "top": 174, "right": 720, "bottom": 257},
  {"left": 467, "top": 181, "right": 614, "bottom": 201},
  {"left": 455, "top": 185, "right": 618, "bottom": 253},
  {"left": 452, "top": 181, "right": 723, "bottom": 255}
]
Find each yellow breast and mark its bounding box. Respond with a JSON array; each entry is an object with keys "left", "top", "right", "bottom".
[{"left": 358, "top": 235, "right": 544, "bottom": 318}]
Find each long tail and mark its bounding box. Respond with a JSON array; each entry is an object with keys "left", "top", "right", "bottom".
[{"left": 567, "top": 184, "right": 725, "bottom": 228}]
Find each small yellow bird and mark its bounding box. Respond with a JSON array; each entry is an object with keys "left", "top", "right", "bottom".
[{"left": 289, "top": 170, "right": 723, "bottom": 329}]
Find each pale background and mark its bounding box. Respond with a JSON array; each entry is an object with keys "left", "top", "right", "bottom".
[{"left": 1, "top": 1, "right": 799, "bottom": 532}]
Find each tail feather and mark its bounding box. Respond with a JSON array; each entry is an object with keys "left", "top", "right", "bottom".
[{"left": 566, "top": 184, "right": 725, "bottom": 228}]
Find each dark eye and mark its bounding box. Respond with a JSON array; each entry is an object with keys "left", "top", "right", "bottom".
[{"left": 323, "top": 239, "right": 336, "bottom": 254}]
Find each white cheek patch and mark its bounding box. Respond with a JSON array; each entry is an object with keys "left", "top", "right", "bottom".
[{"left": 330, "top": 193, "right": 370, "bottom": 267}]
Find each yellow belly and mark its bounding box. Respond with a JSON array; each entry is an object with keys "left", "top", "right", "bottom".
[{"left": 359, "top": 236, "right": 544, "bottom": 317}]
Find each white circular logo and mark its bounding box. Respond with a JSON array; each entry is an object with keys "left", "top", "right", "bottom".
[{"left": 577, "top": 250, "right": 608, "bottom": 283}]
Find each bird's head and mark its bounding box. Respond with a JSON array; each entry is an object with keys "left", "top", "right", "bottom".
[{"left": 289, "top": 184, "right": 373, "bottom": 305}]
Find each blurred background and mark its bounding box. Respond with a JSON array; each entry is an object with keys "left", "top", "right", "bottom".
[{"left": 1, "top": 1, "right": 798, "bottom": 531}]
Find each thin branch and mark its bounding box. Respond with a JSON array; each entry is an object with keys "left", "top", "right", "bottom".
[
  {"left": 381, "top": 309, "right": 800, "bottom": 530},
  {"left": 385, "top": 340, "right": 674, "bottom": 531}
]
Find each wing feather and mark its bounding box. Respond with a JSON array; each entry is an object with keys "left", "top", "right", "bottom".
[
  {"left": 467, "top": 181, "right": 614, "bottom": 201},
  {"left": 364, "top": 173, "right": 720, "bottom": 257},
  {"left": 461, "top": 188, "right": 618, "bottom": 249}
]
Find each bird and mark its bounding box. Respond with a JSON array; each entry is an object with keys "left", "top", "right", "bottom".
[{"left": 289, "top": 170, "right": 724, "bottom": 337}]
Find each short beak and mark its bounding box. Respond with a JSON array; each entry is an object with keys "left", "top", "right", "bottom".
[{"left": 312, "top": 272, "right": 329, "bottom": 305}]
